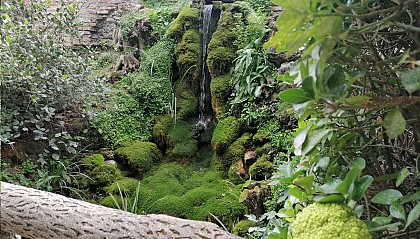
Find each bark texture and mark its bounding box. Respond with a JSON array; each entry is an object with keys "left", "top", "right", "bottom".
[{"left": 0, "top": 182, "right": 243, "bottom": 239}]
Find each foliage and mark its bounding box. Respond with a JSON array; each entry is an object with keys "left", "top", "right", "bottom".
[
  {"left": 291, "top": 203, "right": 371, "bottom": 239},
  {"left": 140, "top": 38, "right": 175, "bottom": 79},
  {"left": 90, "top": 90, "right": 154, "bottom": 147},
  {"left": 242, "top": 0, "right": 271, "bottom": 14},
  {"left": 257, "top": 0, "right": 420, "bottom": 238},
  {"left": 0, "top": 0, "right": 101, "bottom": 153},
  {"left": 233, "top": 6, "right": 268, "bottom": 50}
]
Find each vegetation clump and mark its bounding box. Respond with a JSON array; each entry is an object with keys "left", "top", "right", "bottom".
[
  {"left": 169, "top": 7, "right": 200, "bottom": 40},
  {"left": 291, "top": 203, "right": 371, "bottom": 239},
  {"left": 176, "top": 29, "right": 200, "bottom": 84},
  {"left": 249, "top": 154, "right": 273, "bottom": 180},
  {"left": 211, "top": 116, "right": 241, "bottom": 154},
  {"left": 210, "top": 74, "right": 232, "bottom": 116},
  {"left": 114, "top": 141, "right": 162, "bottom": 175},
  {"left": 206, "top": 6, "right": 240, "bottom": 78},
  {"left": 232, "top": 219, "right": 257, "bottom": 236}
]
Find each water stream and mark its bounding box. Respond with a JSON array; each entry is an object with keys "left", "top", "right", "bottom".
[{"left": 197, "top": 4, "right": 213, "bottom": 127}]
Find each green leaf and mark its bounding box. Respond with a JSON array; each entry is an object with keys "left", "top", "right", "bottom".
[
  {"left": 301, "top": 76, "right": 316, "bottom": 100},
  {"left": 372, "top": 189, "right": 403, "bottom": 205},
  {"left": 299, "top": 129, "right": 331, "bottom": 156},
  {"left": 396, "top": 168, "right": 410, "bottom": 187},
  {"left": 372, "top": 216, "right": 393, "bottom": 226},
  {"left": 288, "top": 186, "right": 304, "bottom": 200},
  {"left": 336, "top": 167, "right": 362, "bottom": 195},
  {"left": 239, "top": 189, "right": 248, "bottom": 203},
  {"left": 404, "top": 203, "right": 420, "bottom": 230},
  {"left": 390, "top": 201, "right": 406, "bottom": 221},
  {"left": 352, "top": 175, "right": 373, "bottom": 201},
  {"left": 280, "top": 88, "right": 312, "bottom": 104},
  {"left": 383, "top": 109, "right": 406, "bottom": 139},
  {"left": 293, "top": 175, "right": 314, "bottom": 191},
  {"left": 314, "top": 194, "right": 345, "bottom": 203},
  {"left": 5, "top": 35, "right": 13, "bottom": 44},
  {"left": 343, "top": 95, "right": 372, "bottom": 107},
  {"left": 399, "top": 191, "right": 420, "bottom": 204},
  {"left": 400, "top": 68, "right": 420, "bottom": 94},
  {"left": 319, "top": 178, "right": 342, "bottom": 194},
  {"left": 294, "top": 124, "right": 312, "bottom": 156},
  {"left": 351, "top": 157, "right": 366, "bottom": 170}
]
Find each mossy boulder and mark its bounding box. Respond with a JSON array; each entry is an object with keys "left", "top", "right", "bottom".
[
  {"left": 148, "top": 195, "right": 191, "bottom": 218},
  {"left": 91, "top": 164, "right": 122, "bottom": 186},
  {"left": 210, "top": 74, "right": 232, "bottom": 116},
  {"left": 83, "top": 154, "right": 105, "bottom": 167},
  {"left": 169, "top": 8, "right": 200, "bottom": 40},
  {"left": 152, "top": 114, "right": 173, "bottom": 150},
  {"left": 103, "top": 177, "right": 140, "bottom": 195},
  {"left": 213, "top": 133, "right": 251, "bottom": 174},
  {"left": 114, "top": 141, "right": 162, "bottom": 176},
  {"left": 182, "top": 187, "right": 221, "bottom": 206},
  {"left": 249, "top": 154, "right": 274, "bottom": 180},
  {"left": 171, "top": 139, "right": 198, "bottom": 162},
  {"left": 176, "top": 90, "right": 198, "bottom": 120},
  {"left": 233, "top": 220, "right": 258, "bottom": 236},
  {"left": 176, "top": 29, "right": 200, "bottom": 83},
  {"left": 211, "top": 116, "right": 241, "bottom": 154},
  {"left": 207, "top": 8, "right": 240, "bottom": 78}
]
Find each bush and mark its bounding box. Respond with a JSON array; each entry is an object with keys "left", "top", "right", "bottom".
[{"left": 0, "top": 0, "right": 102, "bottom": 148}]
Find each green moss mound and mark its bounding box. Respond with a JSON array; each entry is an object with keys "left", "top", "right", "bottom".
[
  {"left": 103, "top": 177, "right": 140, "bottom": 195},
  {"left": 82, "top": 154, "right": 105, "bottom": 167},
  {"left": 210, "top": 74, "right": 232, "bottom": 116},
  {"left": 114, "top": 141, "right": 162, "bottom": 175},
  {"left": 207, "top": 8, "right": 240, "bottom": 78},
  {"left": 91, "top": 164, "right": 122, "bottom": 186},
  {"left": 211, "top": 116, "right": 241, "bottom": 154},
  {"left": 152, "top": 114, "right": 173, "bottom": 150},
  {"left": 176, "top": 29, "right": 200, "bottom": 81},
  {"left": 171, "top": 139, "right": 198, "bottom": 162},
  {"left": 177, "top": 90, "right": 198, "bottom": 120},
  {"left": 233, "top": 220, "right": 257, "bottom": 236},
  {"left": 148, "top": 195, "right": 191, "bottom": 218},
  {"left": 249, "top": 154, "right": 274, "bottom": 180},
  {"left": 169, "top": 7, "right": 200, "bottom": 40}
]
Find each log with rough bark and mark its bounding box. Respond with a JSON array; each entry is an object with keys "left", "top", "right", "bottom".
[{"left": 0, "top": 182, "right": 243, "bottom": 239}]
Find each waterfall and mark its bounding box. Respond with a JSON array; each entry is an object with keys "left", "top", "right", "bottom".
[{"left": 197, "top": 4, "right": 213, "bottom": 127}]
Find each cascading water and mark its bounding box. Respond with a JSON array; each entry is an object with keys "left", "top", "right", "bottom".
[{"left": 197, "top": 4, "right": 213, "bottom": 127}]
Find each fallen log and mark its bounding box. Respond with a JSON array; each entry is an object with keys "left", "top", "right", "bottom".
[{"left": 0, "top": 182, "right": 243, "bottom": 239}]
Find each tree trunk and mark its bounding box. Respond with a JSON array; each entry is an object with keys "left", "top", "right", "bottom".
[{"left": 0, "top": 182, "right": 243, "bottom": 239}]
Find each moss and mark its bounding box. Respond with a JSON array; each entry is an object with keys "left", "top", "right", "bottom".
[
  {"left": 177, "top": 90, "right": 198, "bottom": 120},
  {"left": 255, "top": 143, "right": 271, "bottom": 155},
  {"left": 249, "top": 154, "right": 274, "bottom": 180},
  {"left": 192, "top": 194, "right": 247, "bottom": 230},
  {"left": 252, "top": 131, "right": 269, "bottom": 144},
  {"left": 103, "top": 177, "right": 140, "bottom": 195},
  {"left": 150, "top": 162, "right": 190, "bottom": 183},
  {"left": 228, "top": 160, "right": 246, "bottom": 185},
  {"left": 82, "top": 154, "right": 105, "bottom": 167},
  {"left": 148, "top": 195, "right": 191, "bottom": 218},
  {"left": 182, "top": 187, "right": 222, "bottom": 206},
  {"left": 213, "top": 133, "right": 251, "bottom": 174},
  {"left": 207, "top": 8, "right": 240, "bottom": 78},
  {"left": 210, "top": 74, "right": 232, "bottom": 116},
  {"left": 211, "top": 116, "right": 241, "bottom": 154},
  {"left": 91, "top": 164, "right": 122, "bottom": 185},
  {"left": 152, "top": 114, "right": 173, "bottom": 150},
  {"left": 171, "top": 139, "right": 198, "bottom": 162},
  {"left": 176, "top": 29, "right": 200, "bottom": 77},
  {"left": 114, "top": 141, "right": 162, "bottom": 175},
  {"left": 169, "top": 8, "right": 200, "bottom": 40},
  {"left": 233, "top": 220, "right": 257, "bottom": 236},
  {"left": 100, "top": 195, "right": 125, "bottom": 209},
  {"left": 183, "top": 170, "right": 223, "bottom": 191}
]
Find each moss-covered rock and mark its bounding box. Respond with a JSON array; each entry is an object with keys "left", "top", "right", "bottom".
[
  {"left": 103, "top": 177, "right": 140, "bottom": 195},
  {"left": 176, "top": 29, "right": 200, "bottom": 82},
  {"left": 210, "top": 74, "right": 232, "bottom": 116},
  {"left": 183, "top": 170, "right": 223, "bottom": 191},
  {"left": 213, "top": 133, "right": 251, "bottom": 174},
  {"left": 249, "top": 154, "right": 274, "bottom": 180},
  {"left": 207, "top": 8, "right": 240, "bottom": 78},
  {"left": 211, "top": 116, "right": 241, "bottom": 154},
  {"left": 114, "top": 141, "right": 162, "bottom": 175},
  {"left": 232, "top": 220, "right": 257, "bottom": 236},
  {"left": 182, "top": 187, "right": 221, "bottom": 206},
  {"left": 82, "top": 154, "right": 105, "bottom": 167},
  {"left": 169, "top": 8, "right": 200, "bottom": 40},
  {"left": 152, "top": 114, "right": 173, "bottom": 150},
  {"left": 171, "top": 139, "right": 198, "bottom": 162},
  {"left": 176, "top": 90, "right": 198, "bottom": 120},
  {"left": 148, "top": 195, "right": 191, "bottom": 218},
  {"left": 91, "top": 164, "right": 122, "bottom": 186}
]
